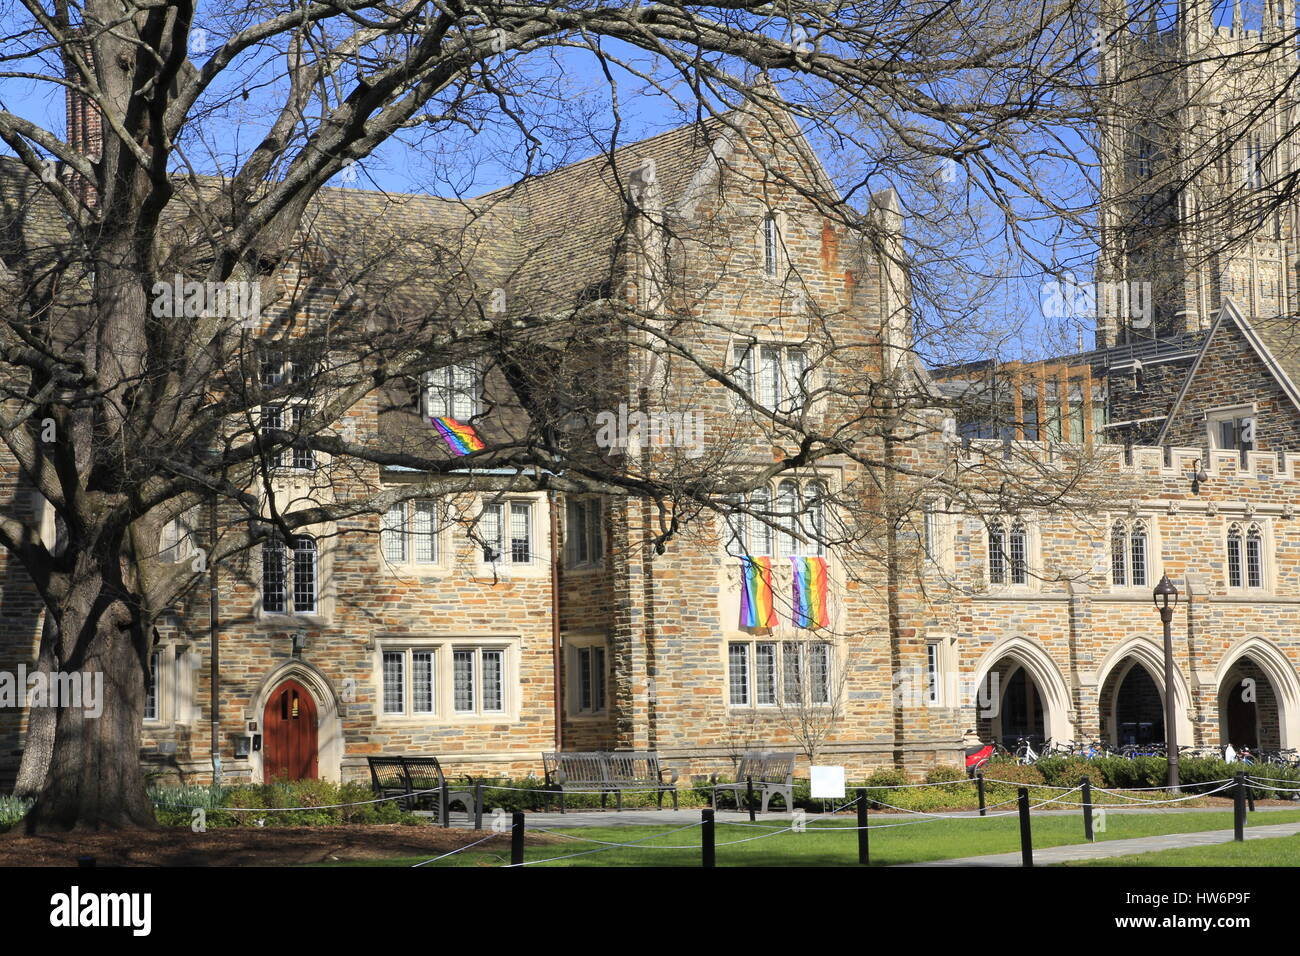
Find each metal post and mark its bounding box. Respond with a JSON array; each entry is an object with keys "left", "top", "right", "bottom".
[
  {"left": 857, "top": 789, "right": 869, "bottom": 865},
  {"left": 1018, "top": 787, "right": 1033, "bottom": 867},
  {"left": 511, "top": 811, "right": 525, "bottom": 865},
  {"left": 1082, "top": 777, "right": 1094, "bottom": 842},
  {"left": 976, "top": 772, "right": 987, "bottom": 816},
  {"left": 1234, "top": 772, "right": 1246, "bottom": 842},
  {"left": 474, "top": 781, "right": 484, "bottom": 830},
  {"left": 1160, "top": 602, "right": 1180, "bottom": 792},
  {"left": 702, "top": 808, "right": 716, "bottom": 867},
  {"left": 746, "top": 776, "right": 756, "bottom": 822}
]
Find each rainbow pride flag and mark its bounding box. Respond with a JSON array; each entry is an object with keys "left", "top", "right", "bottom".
[
  {"left": 739, "top": 556, "right": 777, "bottom": 629},
  {"left": 431, "top": 416, "right": 485, "bottom": 456},
  {"left": 791, "top": 556, "right": 829, "bottom": 628}
]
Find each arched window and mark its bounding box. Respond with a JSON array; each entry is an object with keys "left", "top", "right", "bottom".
[
  {"left": 262, "top": 538, "right": 287, "bottom": 613},
  {"left": 988, "top": 519, "right": 1007, "bottom": 585},
  {"left": 1245, "top": 524, "right": 1264, "bottom": 589},
  {"left": 1110, "top": 520, "right": 1128, "bottom": 586},
  {"left": 1008, "top": 520, "right": 1028, "bottom": 585},
  {"left": 1226, "top": 523, "right": 1244, "bottom": 589},
  {"left": 1129, "top": 520, "right": 1148, "bottom": 587}
]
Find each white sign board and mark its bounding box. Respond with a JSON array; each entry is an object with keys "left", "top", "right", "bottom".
[{"left": 810, "top": 765, "right": 846, "bottom": 799}]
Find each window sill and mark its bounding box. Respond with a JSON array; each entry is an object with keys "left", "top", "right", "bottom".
[
  {"left": 563, "top": 562, "right": 607, "bottom": 575},
  {"left": 258, "top": 612, "right": 330, "bottom": 627}
]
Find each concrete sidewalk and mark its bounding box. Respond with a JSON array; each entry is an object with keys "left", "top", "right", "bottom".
[{"left": 896, "top": 820, "right": 1300, "bottom": 866}]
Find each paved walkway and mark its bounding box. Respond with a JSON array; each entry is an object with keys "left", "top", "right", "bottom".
[{"left": 897, "top": 819, "right": 1300, "bottom": 866}]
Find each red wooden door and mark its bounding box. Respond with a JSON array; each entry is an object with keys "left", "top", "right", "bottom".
[{"left": 263, "top": 679, "right": 319, "bottom": 782}]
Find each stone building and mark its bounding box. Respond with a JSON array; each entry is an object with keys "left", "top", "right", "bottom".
[{"left": 0, "top": 97, "right": 930, "bottom": 787}]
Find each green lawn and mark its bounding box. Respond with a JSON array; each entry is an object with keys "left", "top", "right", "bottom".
[
  {"left": 1058, "top": 834, "right": 1300, "bottom": 867},
  {"left": 331, "top": 808, "right": 1300, "bottom": 867}
]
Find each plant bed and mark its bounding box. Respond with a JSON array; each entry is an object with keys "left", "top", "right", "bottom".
[{"left": 0, "top": 824, "right": 560, "bottom": 867}]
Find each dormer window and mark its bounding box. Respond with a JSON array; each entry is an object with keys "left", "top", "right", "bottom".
[{"left": 425, "top": 364, "right": 481, "bottom": 420}]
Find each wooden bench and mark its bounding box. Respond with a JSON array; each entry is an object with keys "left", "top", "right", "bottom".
[
  {"left": 712, "top": 752, "right": 796, "bottom": 813},
  {"left": 367, "top": 755, "right": 477, "bottom": 827},
  {"left": 542, "top": 751, "right": 679, "bottom": 812}
]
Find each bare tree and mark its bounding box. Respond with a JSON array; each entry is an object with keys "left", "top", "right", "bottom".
[{"left": 0, "top": 0, "right": 1273, "bottom": 829}]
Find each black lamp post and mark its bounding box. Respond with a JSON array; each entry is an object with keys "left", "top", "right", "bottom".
[{"left": 1153, "top": 573, "right": 1180, "bottom": 791}]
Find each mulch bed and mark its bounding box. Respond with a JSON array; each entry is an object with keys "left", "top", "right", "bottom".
[{"left": 0, "top": 824, "right": 557, "bottom": 867}]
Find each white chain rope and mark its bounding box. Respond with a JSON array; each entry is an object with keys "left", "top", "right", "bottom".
[
  {"left": 501, "top": 820, "right": 706, "bottom": 865},
  {"left": 409, "top": 832, "right": 503, "bottom": 867},
  {"left": 1048, "top": 781, "right": 1237, "bottom": 809},
  {"left": 155, "top": 784, "right": 456, "bottom": 812},
  {"left": 1243, "top": 777, "right": 1300, "bottom": 793}
]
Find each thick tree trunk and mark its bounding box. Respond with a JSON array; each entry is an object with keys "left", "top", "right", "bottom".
[
  {"left": 23, "top": 586, "right": 155, "bottom": 831},
  {"left": 11, "top": 617, "right": 58, "bottom": 799}
]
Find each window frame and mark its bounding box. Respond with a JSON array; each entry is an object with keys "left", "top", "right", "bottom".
[
  {"left": 986, "top": 516, "right": 1035, "bottom": 589},
  {"left": 260, "top": 533, "right": 325, "bottom": 619},
  {"left": 730, "top": 339, "right": 815, "bottom": 416},
  {"left": 564, "top": 496, "right": 606, "bottom": 570},
  {"left": 1226, "top": 520, "right": 1270, "bottom": 592},
  {"left": 724, "top": 479, "right": 828, "bottom": 559},
  {"left": 424, "top": 363, "right": 483, "bottom": 421},
  {"left": 379, "top": 498, "right": 444, "bottom": 571},
  {"left": 566, "top": 634, "right": 610, "bottom": 717},
  {"left": 374, "top": 636, "right": 519, "bottom": 722},
  {"left": 726, "top": 639, "right": 835, "bottom": 710}
]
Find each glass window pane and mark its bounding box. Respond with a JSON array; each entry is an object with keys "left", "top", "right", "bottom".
[
  {"left": 783, "top": 644, "right": 802, "bottom": 704},
  {"left": 1246, "top": 527, "right": 1263, "bottom": 588},
  {"left": 480, "top": 504, "right": 502, "bottom": 562},
  {"left": 1130, "top": 524, "right": 1147, "bottom": 587},
  {"left": 413, "top": 500, "right": 437, "bottom": 563},
  {"left": 412, "top": 650, "right": 434, "bottom": 713},
  {"left": 510, "top": 503, "right": 531, "bottom": 563},
  {"left": 776, "top": 480, "right": 799, "bottom": 556},
  {"left": 749, "top": 488, "right": 772, "bottom": 556},
  {"left": 728, "top": 643, "right": 749, "bottom": 706},
  {"left": 262, "top": 540, "right": 286, "bottom": 613},
  {"left": 785, "top": 349, "right": 808, "bottom": 412},
  {"left": 482, "top": 649, "right": 504, "bottom": 712},
  {"left": 291, "top": 405, "right": 315, "bottom": 470},
  {"left": 592, "top": 646, "right": 606, "bottom": 712},
  {"left": 293, "top": 536, "right": 317, "bottom": 613},
  {"left": 453, "top": 650, "right": 475, "bottom": 712},
  {"left": 734, "top": 346, "right": 755, "bottom": 403},
  {"left": 1227, "top": 527, "right": 1243, "bottom": 588},
  {"left": 578, "top": 646, "right": 592, "bottom": 711},
  {"left": 1009, "top": 523, "right": 1027, "bottom": 585},
  {"left": 988, "top": 522, "right": 1005, "bottom": 585},
  {"left": 1111, "top": 522, "right": 1127, "bottom": 586},
  {"left": 382, "top": 651, "right": 405, "bottom": 715},
  {"left": 759, "top": 346, "right": 781, "bottom": 409},
  {"left": 755, "top": 643, "right": 777, "bottom": 705},
  {"left": 810, "top": 644, "right": 831, "bottom": 705},
  {"left": 145, "top": 650, "right": 160, "bottom": 720},
  {"left": 382, "top": 504, "right": 407, "bottom": 564}
]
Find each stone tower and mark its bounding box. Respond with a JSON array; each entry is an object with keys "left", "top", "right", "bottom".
[{"left": 1096, "top": 0, "right": 1299, "bottom": 346}]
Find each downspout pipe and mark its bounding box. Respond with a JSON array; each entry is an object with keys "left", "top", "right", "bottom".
[{"left": 549, "top": 491, "right": 563, "bottom": 751}]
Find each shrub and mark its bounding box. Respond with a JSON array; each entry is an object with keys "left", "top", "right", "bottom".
[
  {"left": 863, "top": 768, "right": 907, "bottom": 788},
  {"left": 1036, "top": 756, "right": 1103, "bottom": 789},
  {"left": 979, "top": 760, "right": 1045, "bottom": 790},
  {"left": 925, "top": 765, "right": 966, "bottom": 785},
  {"left": 0, "top": 795, "right": 32, "bottom": 829}
]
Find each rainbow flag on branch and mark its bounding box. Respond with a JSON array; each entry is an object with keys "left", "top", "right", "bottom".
[
  {"left": 791, "top": 556, "right": 830, "bottom": 629},
  {"left": 431, "top": 416, "right": 485, "bottom": 456},
  {"left": 739, "top": 556, "right": 777, "bottom": 629}
]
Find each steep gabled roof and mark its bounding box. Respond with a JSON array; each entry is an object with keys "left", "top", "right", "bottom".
[{"left": 1153, "top": 298, "right": 1300, "bottom": 445}]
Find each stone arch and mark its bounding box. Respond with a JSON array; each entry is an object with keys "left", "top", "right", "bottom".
[
  {"left": 249, "top": 659, "right": 345, "bottom": 782},
  {"left": 1095, "top": 638, "right": 1194, "bottom": 747},
  {"left": 973, "top": 637, "right": 1074, "bottom": 745},
  {"left": 1214, "top": 638, "right": 1300, "bottom": 749}
]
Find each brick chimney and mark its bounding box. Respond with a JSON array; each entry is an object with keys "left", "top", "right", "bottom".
[{"left": 62, "top": 33, "right": 100, "bottom": 206}]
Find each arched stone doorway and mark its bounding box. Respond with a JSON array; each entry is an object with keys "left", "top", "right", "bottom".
[
  {"left": 1095, "top": 639, "right": 1195, "bottom": 749},
  {"left": 1214, "top": 639, "right": 1300, "bottom": 750},
  {"left": 1219, "top": 657, "right": 1279, "bottom": 751},
  {"left": 973, "top": 638, "right": 1074, "bottom": 748},
  {"left": 1100, "top": 660, "right": 1164, "bottom": 747},
  {"left": 250, "top": 660, "right": 345, "bottom": 783}
]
